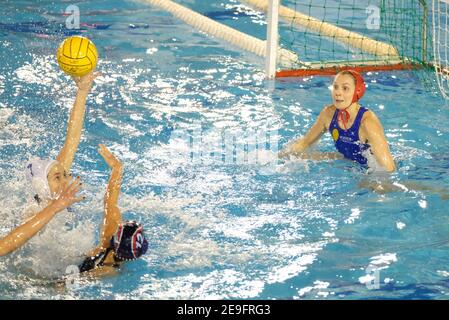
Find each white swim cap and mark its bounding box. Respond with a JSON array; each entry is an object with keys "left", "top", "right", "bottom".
[{"left": 25, "top": 158, "right": 59, "bottom": 200}]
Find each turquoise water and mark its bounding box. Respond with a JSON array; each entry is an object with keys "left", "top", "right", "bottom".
[{"left": 1, "top": 0, "right": 449, "bottom": 300}]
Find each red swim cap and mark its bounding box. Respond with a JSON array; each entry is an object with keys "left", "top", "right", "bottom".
[{"left": 345, "top": 70, "right": 366, "bottom": 103}]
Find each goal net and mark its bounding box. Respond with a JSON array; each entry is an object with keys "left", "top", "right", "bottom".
[
  {"left": 432, "top": 0, "right": 449, "bottom": 98},
  {"left": 143, "top": 0, "right": 449, "bottom": 98},
  {"left": 243, "top": 0, "right": 433, "bottom": 76}
]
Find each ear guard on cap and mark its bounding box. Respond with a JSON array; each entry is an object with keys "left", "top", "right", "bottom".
[
  {"left": 31, "top": 177, "right": 51, "bottom": 199},
  {"left": 25, "top": 159, "right": 58, "bottom": 200}
]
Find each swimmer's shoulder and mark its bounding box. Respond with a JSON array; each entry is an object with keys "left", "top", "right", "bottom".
[
  {"left": 78, "top": 247, "right": 122, "bottom": 277},
  {"left": 320, "top": 104, "right": 336, "bottom": 129},
  {"left": 359, "top": 108, "right": 385, "bottom": 141},
  {"left": 322, "top": 104, "right": 336, "bottom": 115},
  {"left": 361, "top": 108, "right": 382, "bottom": 127}
]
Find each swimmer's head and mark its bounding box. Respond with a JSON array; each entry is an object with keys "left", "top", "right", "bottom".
[
  {"left": 332, "top": 70, "right": 366, "bottom": 109},
  {"left": 25, "top": 159, "right": 70, "bottom": 203},
  {"left": 111, "top": 221, "right": 148, "bottom": 261},
  {"left": 47, "top": 162, "right": 71, "bottom": 199}
]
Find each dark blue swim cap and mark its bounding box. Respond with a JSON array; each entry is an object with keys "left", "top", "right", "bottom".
[{"left": 112, "top": 221, "right": 148, "bottom": 261}]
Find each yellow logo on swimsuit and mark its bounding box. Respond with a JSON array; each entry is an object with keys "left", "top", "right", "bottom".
[{"left": 332, "top": 128, "right": 339, "bottom": 141}]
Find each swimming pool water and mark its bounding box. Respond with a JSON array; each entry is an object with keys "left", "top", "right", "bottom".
[{"left": 1, "top": 0, "right": 449, "bottom": 300}]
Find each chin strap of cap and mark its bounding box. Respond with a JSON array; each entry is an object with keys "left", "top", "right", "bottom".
[{"left": 338, "top": 108, "right": 351, "bottom": 130}]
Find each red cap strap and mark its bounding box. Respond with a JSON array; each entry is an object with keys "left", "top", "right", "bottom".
[{"left": 338, "top": 109, "right": 351, "bottom": 130}]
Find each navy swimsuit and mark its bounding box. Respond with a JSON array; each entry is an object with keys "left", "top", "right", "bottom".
[
  {"left": 78, "top": 245, "right": 121, "bottom": 273},
  {"left": 329, "top": 106, "right": 371, "bottom": 165}
]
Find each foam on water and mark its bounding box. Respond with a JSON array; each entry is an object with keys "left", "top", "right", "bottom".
[
  {"left": 10, "top": 209, "right": 96, "bottom": 279},
  {"left": 0, "top": 171, "right": 94, "bottom": 279},
  {"left": 0, "top": 75, "right": 5, "bottom": 95}
]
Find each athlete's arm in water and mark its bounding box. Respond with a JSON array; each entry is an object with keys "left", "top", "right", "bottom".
[
  {"left": 359, "top": 179, "right": 449, "bottom": 200},
  {"left": 99, "top": 144, "right": 123, "bottom": 251},
  {"left": 79, "top": 145, "right": 123, "bottom": 279},
  {"left": 88, "top": 144, "right": 123, "bottom": 257},
  {"left": 360, "top": 111, "right": 396, "bottom": 172},
  {"left": 56, "top": 72, "right": 99, "bottom": 174},
  {"left": 0, "top": 177, "right": 83, "bottom": 257},
  {"left": 279, "top": 106, "right": 342, "bottom": 160}
]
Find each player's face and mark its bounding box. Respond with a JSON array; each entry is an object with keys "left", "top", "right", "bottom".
[
  {"left": 332, "top": 74, "right": 356, "bottom": 110},
  {"left": 47, "top": 163, "right": 70, "bottom": 198}
]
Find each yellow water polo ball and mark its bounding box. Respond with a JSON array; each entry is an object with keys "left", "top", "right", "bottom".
[{"left": 57, "top": 36, "right": 98, "bottom": 77}]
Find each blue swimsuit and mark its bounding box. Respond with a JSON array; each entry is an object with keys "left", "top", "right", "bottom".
[{"left": 329, "top": 106, "right": 371, "bottom": 165}]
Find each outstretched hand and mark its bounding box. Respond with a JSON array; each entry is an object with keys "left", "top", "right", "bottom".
[
  {"left": 72, "top": 71, "right": 101, "bottom": 92},
  {"left": 98, "top": 144, "right": 122, "bottom": 169},
  {"left": 278, "top": 140, "right": 307, "bottom": 159},
  {"left": 51, "top": 176, "right": 84, "bottom": 212}
]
